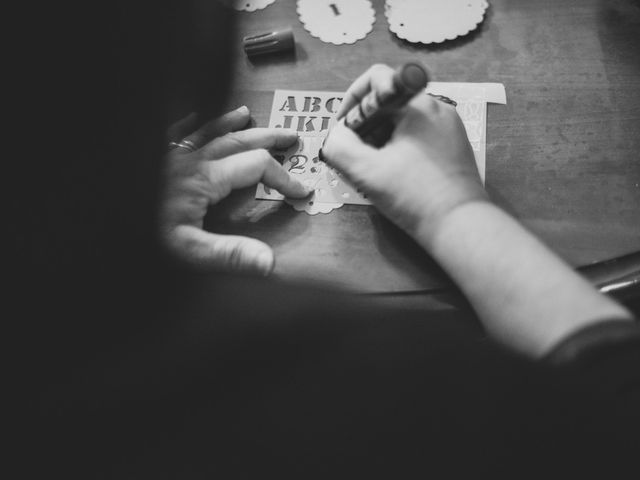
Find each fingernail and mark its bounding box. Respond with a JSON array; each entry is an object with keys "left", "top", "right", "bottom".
[
  {"left": 256, "top": 250, "right": 275, "bottom": 276},
  {"left": 237, "top": 105, "right": 249, "bottom": 114}
]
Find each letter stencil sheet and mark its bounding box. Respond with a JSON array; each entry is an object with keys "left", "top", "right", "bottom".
[{"left": 256, "top": 84, "right": 506, "bottom": 215}]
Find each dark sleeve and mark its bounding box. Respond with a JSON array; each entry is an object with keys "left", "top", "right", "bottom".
[
  {"left": 545, "top": 318, "right": 640, "bottom": 365},
  {"left": 544, "top": 319, "right": 640, "bottom": 409}
]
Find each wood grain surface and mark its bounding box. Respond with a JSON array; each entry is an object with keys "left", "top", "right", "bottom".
[{"left": 206, "top": 0, "right": 640, "bottom": 293}]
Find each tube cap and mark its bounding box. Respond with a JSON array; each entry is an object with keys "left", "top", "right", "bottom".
[
  {"left": 243, "top": 27, "right": 295, "bottom": 57},
  {"left": 394, "top": 62, "right": 429, "bottom": 94}
]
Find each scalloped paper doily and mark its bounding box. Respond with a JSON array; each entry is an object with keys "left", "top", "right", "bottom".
[
  {"left": 219, "top": 0, "right": 276, "bottom": 12},
  {"left": 297, "top": 0, "right": 375, "bottom": 45},
  {"left": 385, "top": 0, "right": 489, "bottom": 44}
]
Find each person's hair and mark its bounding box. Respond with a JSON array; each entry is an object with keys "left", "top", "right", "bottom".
[
  {"left": 9, "top": 1, "right": 237, "bottom": 355},
  {"left": 12, "top": 1, "right": 236, "bottom": 278}
]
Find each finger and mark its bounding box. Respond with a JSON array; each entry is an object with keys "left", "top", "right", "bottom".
[
  {"left": 183, "top": 105, "right": 251, "bottom": 149},
  {"left": 168, "top": 225, "right": 276, "bottom": 276},
  {"left": 335, "top": 64, "right": 396, "bottom": 119},
  {"left": 321, "top": 122, "right": 379, "bottom": 178},
  {"left": 200, "top": 128, "right": 299, "bottom": 159},
  {"left": 209, "top": 149, "right": 311, "bottom": 201},
  {"left": 390, "top": 93, "right": 451, "bottom": 140},
  {"left": 166, "top": 112, "right": 199, "bottom": 143}
]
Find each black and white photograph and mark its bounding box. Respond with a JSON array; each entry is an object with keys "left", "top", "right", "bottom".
[{"left": 9, "top": 0, "right": 640, "bottom": 477}]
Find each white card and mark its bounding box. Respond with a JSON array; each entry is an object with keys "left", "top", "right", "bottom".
[
  {"left": 385, "top": 0, "right": 489, "bottom": 44},
  {"left": 219, "top": 0, "right": 276, "bottom": 12},
  {"left": 297, "top": 0, "right": 376, "bottom": 45}
]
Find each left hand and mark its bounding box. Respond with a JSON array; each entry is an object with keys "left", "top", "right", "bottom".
[{"left": 161, "top": 106, "right": 310, "bottom": 276}]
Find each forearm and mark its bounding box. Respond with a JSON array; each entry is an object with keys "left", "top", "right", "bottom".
[
  {"left": 415, "top": 201, "right": 633, "bottom": 357},
  {"left": 321, "top": 66, "right": 633, "bottom": 358}
]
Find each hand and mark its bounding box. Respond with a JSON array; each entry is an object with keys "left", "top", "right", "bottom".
[
  {"left": 161, "top": 106, "right": 310, "bottom": 276},
  {"left": 324, "top": 64, "right": 488, "bottom": 244}
]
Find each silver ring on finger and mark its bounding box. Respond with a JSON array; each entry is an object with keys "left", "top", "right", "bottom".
[{"left": 168, "top": 139, "right": 198, "bottom": 153}]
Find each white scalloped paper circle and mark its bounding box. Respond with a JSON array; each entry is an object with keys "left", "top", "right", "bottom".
[
  {"left": 219, "top": 0, "right": 276, "bottom": 12},
  {"left": 297, "top": 0, "right": 375, "bottom": 45},
  {"left": 286, "top": 167, "right": 345, "bottom": 215},
  {"left": 385, "top": 0, "right": 489, "bottom": 44},
  {"left": 286, "top": 197, "right": 344, "bottom": 215}
]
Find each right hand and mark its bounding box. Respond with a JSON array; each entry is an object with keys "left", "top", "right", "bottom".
[{"left": 323, "top": 64, "right": 488, "bottom": 243}]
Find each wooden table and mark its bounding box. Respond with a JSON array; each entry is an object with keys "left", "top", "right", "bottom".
[{"left": 207, "top": 0, "right": 640, "bottom": 294}]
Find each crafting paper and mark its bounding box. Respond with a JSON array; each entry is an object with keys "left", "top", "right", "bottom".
[
  {"left": 426, "top": 82, "right": 506, "bottom": 182},
  {"left": 297, "top": 0, "right": 375, "bottom": 45},
  {"left": 385, "top": 0, "right": 489, "bottom": 44},
  {"left": 219, "top": 0, "right": 276, "bottom": 12},
  {"left": 256, "top": 84, "right": 507, "bottom": 214}
]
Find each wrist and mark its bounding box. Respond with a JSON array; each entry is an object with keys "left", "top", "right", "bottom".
[{"left": 408, "top": 181, "right": 491, "bottom": 252}]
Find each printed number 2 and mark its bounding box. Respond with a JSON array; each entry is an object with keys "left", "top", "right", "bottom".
[{"left": 288, "top": 154, "right": 308, "bottom": 174}]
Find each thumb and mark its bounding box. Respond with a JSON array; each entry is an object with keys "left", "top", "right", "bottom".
[
  {"left": 167, "top": 225, "right": 276, "bottom": 276},
  {"left": 321, "top": 121, "right": 379, "bottom": 176}
]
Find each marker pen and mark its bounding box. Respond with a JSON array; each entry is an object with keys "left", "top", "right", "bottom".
[
  {"left": 318, "top": 62, "right": 428, "bottom": 161},
  {"left": 342, "top": 62, "right": 429, "bottom": 142}
]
